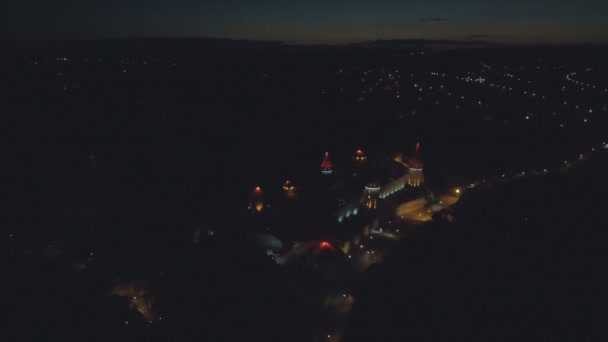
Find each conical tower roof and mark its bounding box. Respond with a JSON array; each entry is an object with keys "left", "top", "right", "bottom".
[
  {"left": 410, "top": 143, "right": 423, "bottom": 168},
  {"left": 321, "top": 151, "right": 333, "bottom": 169}
]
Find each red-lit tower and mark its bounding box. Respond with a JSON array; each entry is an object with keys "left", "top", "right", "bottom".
[
  {"left": 354, "top": 149, "right": 367, "bottom": 167},
  {"left": 321, "top": 151, "right": 333, "bottom": 175},
  {"left": 249, "top": 186, "right": 265, "bottom": 212}
]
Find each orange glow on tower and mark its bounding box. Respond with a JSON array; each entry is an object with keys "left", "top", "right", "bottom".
[
  {"left": 251, "top": 186, "right": 264, "bottom": 212},
  {"left": 364, "top": 181, "right": 381, "bottom": 209},
  {"left": 283, "top": 180, "right": 297, "bottom": 199}
]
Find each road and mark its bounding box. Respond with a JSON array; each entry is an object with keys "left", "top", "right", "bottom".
[
  {"left": 315, "top": 236, "right": 394, "bottom": 342},
  {"left": 314, "top": 199, "right": 454, "bottom": 341}
]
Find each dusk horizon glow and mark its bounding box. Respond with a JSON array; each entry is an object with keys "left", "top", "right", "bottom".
[{"left": 3, "top": 0, "right": 608, "bottom": 44}]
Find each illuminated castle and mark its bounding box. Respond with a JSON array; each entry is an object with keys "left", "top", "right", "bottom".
[
  {"left": 320, "top": 151, "right": 333, "bottom": 175},
  {"left": 363, "top": 180, "right": 381, "bottom": 209},
  {"left": 249, "top": 186, "right": 265, "bottom": 212},
  {"left": 407, "top": 143, "right": 424, "bottom": 187},
  {"left": 283, "top": 180, "right": 297, "bottom": 199}
]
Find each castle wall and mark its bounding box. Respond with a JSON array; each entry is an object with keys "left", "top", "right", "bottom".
[
  {"left": 379, "top": 174, "right": 408, "bottom": 199},
  {"left": 339, "top": 219, "right": 379, "bottom": 255},
  {"left": 334, "top": 202, "right": 360, "bottom": 223}
]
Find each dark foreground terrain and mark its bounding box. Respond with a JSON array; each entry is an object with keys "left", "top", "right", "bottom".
[{"left": 343, "top": 150, "right": 608, "bottom": 341}]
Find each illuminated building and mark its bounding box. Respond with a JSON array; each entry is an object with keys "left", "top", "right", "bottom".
[
  {"left": 354, "top": 149, "right": 367, "bottom": 166},
  {"left": 249, "top": 186, "right": 265, "bottom": 212},
  {"left": 283, "top": 180, "right": 297, "bottom": 199},
  {"left": 364, "top": 180, "right": 381, "bottom": 209},
  {"left": 321, "top": 151, "right": 333, "bottom": 175},
  {"left": 408, "top": 143, "right": 424, "bottom": 187}
]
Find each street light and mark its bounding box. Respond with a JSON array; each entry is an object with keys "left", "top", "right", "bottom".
[{"left": 455, "top": 188, "right": 461, "bottom": 194}]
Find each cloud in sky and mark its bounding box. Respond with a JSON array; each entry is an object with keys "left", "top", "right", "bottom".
[
  {"left": 419, "top": 17, "right": 448, "bottom": 22},
  {"left": 353, "top": 38, "right": 502, "bottom": 47}
]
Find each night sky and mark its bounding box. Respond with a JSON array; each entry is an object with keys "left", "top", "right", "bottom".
[{"left": 3, "top": 0, "right": 608, "bottom": 44}]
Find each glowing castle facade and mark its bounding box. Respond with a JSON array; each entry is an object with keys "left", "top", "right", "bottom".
[
  {"left": 363, "top": 180, "right": 381, "bottom": 209},
  {"left": 407, "top": 143, "right": 424, "bottom": 187}
]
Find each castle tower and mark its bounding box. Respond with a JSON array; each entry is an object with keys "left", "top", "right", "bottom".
[
  {"left": 249, "top": 186, "right": 265, "bottom": 212},
  {"left": 354, "top": 149, "right": 367, "bottom": 167},
  {"left": 408, "top": 143, "right": 424, "bottom": 187},
  {"left": 283, "top": 180, "right": 297, "bottom": 199},
  {"left": 321, "top": 151, "right": 333, "bottom": 175},
  {"left": 364, "top": 180, "right": 381, "bottom": 209}
]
